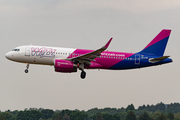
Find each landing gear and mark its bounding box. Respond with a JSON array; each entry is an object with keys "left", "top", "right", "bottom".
[
  {"left": 81, "top": 71, "right": 86, "bottom": 79},
  {"left": 25, "top": 63, "right": 29, "bottom": 73},
  {"left": 79, "top": 63, "right": 86, "bottom": 79},
  {"left": 25, "top": 69, "right": 28, "bottom": 73}
]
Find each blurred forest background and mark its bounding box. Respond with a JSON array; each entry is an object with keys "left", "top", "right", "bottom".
[{"left": 1, "top": 102, "right": 180, "bottom": 120}]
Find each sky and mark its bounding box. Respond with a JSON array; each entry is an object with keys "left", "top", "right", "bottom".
[{"left": 0, "top": 0, "right": 180, "bottom": 111}]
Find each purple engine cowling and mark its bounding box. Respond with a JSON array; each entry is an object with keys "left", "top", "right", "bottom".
[{"left": 54, "top": 59, "right": 77, "bottom": 73}]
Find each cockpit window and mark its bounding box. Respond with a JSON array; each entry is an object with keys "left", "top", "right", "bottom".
[{"left": 12, "top": 49, "right": 20, "bottom": 52}]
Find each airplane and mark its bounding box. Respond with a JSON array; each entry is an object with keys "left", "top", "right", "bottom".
[{"left": 5, "top": 29, "right": 172, "bottom": 79}]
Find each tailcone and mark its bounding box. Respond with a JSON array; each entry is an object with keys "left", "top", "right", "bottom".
[{"left": 163, "top": 58, "right": 173, "bottom": 64}]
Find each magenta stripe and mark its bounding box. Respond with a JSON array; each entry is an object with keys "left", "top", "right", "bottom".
[{"left": 68, "top": 49, "right": 134, "bottom": 68}]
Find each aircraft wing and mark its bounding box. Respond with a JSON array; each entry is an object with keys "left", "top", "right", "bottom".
[{"left": 67, "top": 38, "right": 112, "bottom": 64}]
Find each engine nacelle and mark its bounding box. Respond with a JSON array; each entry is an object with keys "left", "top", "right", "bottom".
[{"left": 54, "top": 59, "right": 77, "bottom": 73}]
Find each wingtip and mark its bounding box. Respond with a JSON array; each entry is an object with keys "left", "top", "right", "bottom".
[{"left": 104, "top": 38, "right": 113, "bottom": 48}]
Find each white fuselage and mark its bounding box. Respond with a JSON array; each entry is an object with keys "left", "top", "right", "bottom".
[{"left": 5, "top": 45, "right": 76, "bottom": 65}]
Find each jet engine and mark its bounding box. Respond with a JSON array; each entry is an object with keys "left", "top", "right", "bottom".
[{"left": 54, "top": 59, "right": 77, "bottom": 73}]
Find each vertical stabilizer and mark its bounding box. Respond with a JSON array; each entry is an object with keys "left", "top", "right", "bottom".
[{"left": 139, "top": 29, "right": 171, "bottom": 56}]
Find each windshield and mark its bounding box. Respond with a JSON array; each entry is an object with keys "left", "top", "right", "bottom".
[{"left": 12, "top": 49, "right": 20, "bottom": 52}]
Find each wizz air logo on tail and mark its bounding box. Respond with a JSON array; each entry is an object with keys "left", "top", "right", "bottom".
[{"left": 31, "top": 47, "right": 57, "bottom": 58}]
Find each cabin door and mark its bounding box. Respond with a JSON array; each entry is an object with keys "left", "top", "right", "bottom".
[
  {"left": 135, "top": 54, "right": 140, "bottom": 64},
  {"left": 25, "top": 46, "right": 30, "bottom": 56}
]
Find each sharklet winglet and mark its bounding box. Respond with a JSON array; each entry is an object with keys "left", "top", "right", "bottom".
[{"left": 104, "top": 38, "right": 113, "bottom": 49}]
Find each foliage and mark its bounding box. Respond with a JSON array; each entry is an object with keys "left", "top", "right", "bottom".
[
  {"left": 157, "top": 113, "right": 167, "bottom": 120},
  {"left": 126, "top": 104, "right": 135, "bottom": 111},
  {"left": 0, "top": 114, "right": 7, "bottom": 120},
  {"left": 16, "top": 110, "right": 42, "bottom": 120},
  {"left": 167, "top": 112, "right": 175, "bottom": 120},
  {"left": 63, "top": 113, "right": 70, "bottom": 120},
  {"left": 95, "top": 113, "right": 103, "bottom": 120},
  {"left": 41, "top": 109, "right": 54, "bottom": 119},
  {"left": 0, "top": 112, "right": 13, "bottom": 120},
  {"left": 52, "top": 113, "right": 63, "bottom": 120},
  {"left": 1, "top": 102, "right": 180, "bottom": 120},
  {"left": 69, "top": 111, "right": 88, "bottom": 120},
  {"left": 125, "top": 111, "right": 137, "bottom": 120},
  {"left": 151, "top": 111, "right": 162, "bottom": 120},
  {"left": 138, "top": 111, "right": 153, "bottom": 120},
  {"left": 174, "top": 113, "right": 180, "bottom": 120},
  {"left": 138, "top": 102, "right": 165, "bottom": 112}
]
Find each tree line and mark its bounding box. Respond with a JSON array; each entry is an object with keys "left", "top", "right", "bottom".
[{"left": 1, "top": 102, "right": 180, "bottom": 120}]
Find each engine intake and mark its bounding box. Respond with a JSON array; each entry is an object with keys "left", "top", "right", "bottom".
[{"left": 54, "top": 59, "right": 77, "bottom": 73}]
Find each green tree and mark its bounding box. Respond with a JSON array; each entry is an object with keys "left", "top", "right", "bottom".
[
  {"left": 63, "top": 113, "right": 70, "bottom": 120},
  {"left": 113, "top": 113, "right": 121, "bottom": 120},
  {"left": 102, "top": 113, "right": 114, "bottom": 120},
  {"left": 167, "top": 112, "right": 174, "bottom": 120},
  {"left": 94, "top": 113, "right": 103, "bottom": 120},
  {"left": 69, "top": 111, "right": 88, "bottom": 120},
  {"left": 0, "top": 112, "right": 13, "bottom": 120},
  {"left": 156, "top": 103, "right": 166, "bottom": 112},
  {"left": 174, "top": 113, "right": 180, "bottom": 120},
  {"left": 0, "top": 114, "right": 7, "bottom": 120},
  {"left": 151, "top": 111, "right": 161, "bottom": 120},
  {"left": 125, "top": 111, "right": 137, "bottom": 120},
  {"left": 138, "top": 111, "right": 153, "bottom": 120},
  {"left": 158, "top": 113, "right": 167, "bottom": 120},
  {"left": 166, "top": 103, "right": 180, "bottom": 113},
  {"left": 119, "top": 112, "right": 127, "bottom": 120},
  {"left": 53, "top": 113, "right": 63, "bottom": 120},
  {"left": 61, "top": 110, "right": 71, "bottom": 117},
  {"left": 16, "top": 110, "right": 42, "bottom": 120},
  {"left": 41, "top": 109, "right": 54, "bottom": 119},
  {"left": 126, "top": 104, "right": 135, "bottom": 111}
]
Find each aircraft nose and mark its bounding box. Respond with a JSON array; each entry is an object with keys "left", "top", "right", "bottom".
[{"left": 5, "top": 52, "right": 11, "bottom": 59}]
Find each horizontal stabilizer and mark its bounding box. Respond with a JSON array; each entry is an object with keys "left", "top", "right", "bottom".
[{"left": 149, "top": 56, "right": 170, "bottom": 62}]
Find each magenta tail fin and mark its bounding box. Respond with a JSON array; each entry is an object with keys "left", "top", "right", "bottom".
[{"left": 139, "top": 29, "right": 171, "bottom": 56}]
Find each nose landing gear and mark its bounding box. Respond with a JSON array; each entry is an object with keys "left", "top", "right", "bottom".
[{"left": 25, "top": 63, "right": 29, "bottom": 73}]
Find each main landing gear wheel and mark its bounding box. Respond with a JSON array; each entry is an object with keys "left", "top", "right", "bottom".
[{"left": 80, "top": 71, "right": 86, "bottom": 79}]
